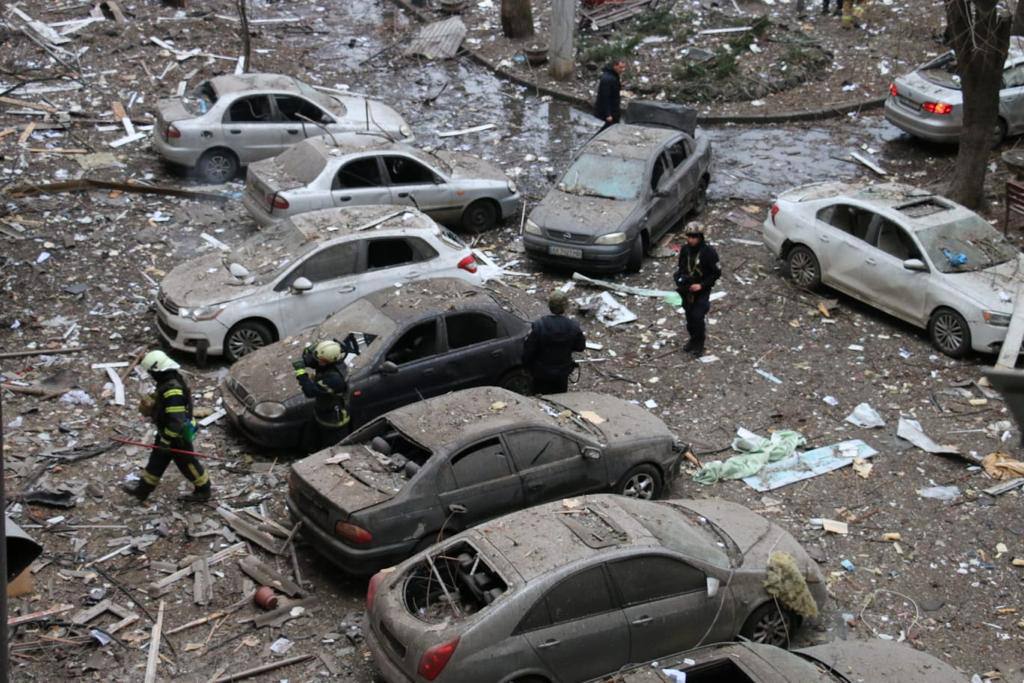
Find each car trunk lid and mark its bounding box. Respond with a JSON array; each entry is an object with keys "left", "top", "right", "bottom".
[
  {"left": 156, "top": 97, "right": 192, "bottom": 124},
  {"left": 892, "top": 69, "right": 963, "bottom": 112}
]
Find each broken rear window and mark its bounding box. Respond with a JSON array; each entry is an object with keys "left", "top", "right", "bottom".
[
  {"left": 317, "top": 299, "right": 398, "bottom": 361},
  {"left": 559, "top": 154, "right": 645, "bottom": 201},
  {"left": 349, "top": 418, "right": 432, "bottom": 478},
  {"left": 276, "top": 143, "right": 329, "bottom": 185},
  {"left": 183, "top": 81, "right": 217, "bottom": 115},
  {"left": 916, "top": 216, "right": 1018, "bottom": 273},
  {"left": 403, "top": 541, "right": 508, "bottom": 623}
]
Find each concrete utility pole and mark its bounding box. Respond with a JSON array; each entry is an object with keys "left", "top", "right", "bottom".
[
  {"left": 549, "top": 0, "right": 574, "bottom": 80},
  {"left": 1, "top": 416, "right": 9, "bottom": 683}
]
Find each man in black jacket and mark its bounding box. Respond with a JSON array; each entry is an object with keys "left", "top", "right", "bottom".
[
  {"left": 673, "top": 224, "right": 721, "bottom": 357},
  {"left": 594, "top": 59, "right": 626, "bottom": 129},
  {"left": 523, "top": 290, "right": 586, "bottom": 394}
]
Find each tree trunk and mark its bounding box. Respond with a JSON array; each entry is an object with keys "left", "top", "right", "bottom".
[
  {"left": 945, "top": 0, "right": 1010, "bottom": 209},
  {"left": 1014, "top": 0, "right": 1024, "bottom": 36},
  {"left": 501, "top": 0, "right": 534, "bottom": 39},
  {"left": 236, "top": 0, "right": 251, "bottom": 72},
  {"left": 549, "top": 0, "right": 574, "bottom": 79}
]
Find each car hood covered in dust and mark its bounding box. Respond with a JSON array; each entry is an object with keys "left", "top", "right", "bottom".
[
  {"left": 160, "top": 252, "right": 262, "bottom": 307},
  {"left": 797, "top": 640, "right": 965, "bottom": 681},
  {"left": 946, "top": 255, "right": 1024, "bottom": 309},
  {"left": 677, "top": 499, "right": 813, "bottom": 568},
  {"left": 227, "top": 334, "right": 314, "bottom": 404},
  {"left": 530, "top": 189, "right": 638, "bottom": 237},
  {"left": 550, "top": 392, "right": 674, "bottom": 446},
  {"left": 432, "top": 150, "right": 509, "bottom": 183}
]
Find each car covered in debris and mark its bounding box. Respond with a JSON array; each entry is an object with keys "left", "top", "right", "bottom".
[
  {"left": 242, "top": 135, "right": 521, "bottom": 232},
  {"left": 365, "top": 494, "right": 825, "bottom": 683},
  {"left": 589, "top": 641, "right": 965, "bottom": 682},
  {"left": 287, "top": 389, "right": 683, "bottom": 575},
  {"left": 153, "top": 73, "right": 413, "bottom": 182},
  {"left": 764, "top": 182, "right": 1024, "bottom": 357},
  {"left": 885, "top": 36, "right": 1024, "bottom": 145},
  {"left": 156, "top": 206, "right": 484, "bottom": 361},
  {"left": 524, "top": 102, "right": 711, "bottom": 273},
  {"left": 221, "top": 285, "right": 529, "bottom": 449}
]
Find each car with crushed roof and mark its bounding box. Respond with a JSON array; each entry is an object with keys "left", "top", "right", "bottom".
[
  {"left": 589, "top": 640, "right": 964, "bottom": 682},
  {"left": 764, "top": 182, "right": 1024, "bottom": 357},
  {"left": 524, "top": 101, "right": 711, "bottom": 274},
  {"left": 156, "top": 206, "right": 485, "bottom": 362},
  {"left": 286, "top": 388, "right": 684, "bottom": 575},
  {"left": 364, "top": 494, "right": 826, "bottom": 683},
  {"left": 221, "top": 284, "right": 529, "bottom": 450},
  {"left": 153, "top": 72, "right": 413, "bottom": 182},
  {"left": 242, "top": 135, "right": 520, "bottom": 233}
]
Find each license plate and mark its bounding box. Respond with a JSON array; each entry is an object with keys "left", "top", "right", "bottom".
[{"left": 549, "top": 245, "right": 583, "bottom": 259}]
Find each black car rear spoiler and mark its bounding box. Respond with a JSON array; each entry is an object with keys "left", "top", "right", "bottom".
[{"left": 623, "top": 101, "right": 698, "bottom": 137}]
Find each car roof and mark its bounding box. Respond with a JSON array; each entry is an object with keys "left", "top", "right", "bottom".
[
  {"left": 795, "top": 182, "right": 976, "bottom": 231},
  {"left": 302, "top": 135, "right": 441, "bottom": 168},
  {"left": 209, "top": 72, "right": 304, "bottom": 96},
  {"left": 586, "top": 123, "right": 680, "bottom": 161},
  {"left": 285, "top": 204, "right": 439, "bottom": 242},
  {"left": 357, "top": 280, "right": 503, "bottom": 324}
]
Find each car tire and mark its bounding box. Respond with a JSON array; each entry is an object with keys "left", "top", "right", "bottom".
[
  {"left": 740, "top": 601, "right": 797, "bottom": 648},
  {"left": 993, "top": 118, "right": 1008, "bottom": 148},
  {"left": 785, "top": 245, "right": 821, "bottom": 289},
  {"left": 499, "top": 368, "right": 532, "bottom": 395},
  {"left": 928, "top": 307, "right": 971, "bottom": 358},
  {"left": 691, "top": 176, "right": 709, "bottom": 216},
  {"left": 615, "top": 464, "right": 663, "bottom": 500},
  {"left": 461, "top": 200, "right": 499, "bottom": 233},
  {"left": 197, "top": 148, "right": 239, "bottom": 184},
  {"left": 625, "top": 234, "right": 644, "bottom": 274},
  {"left": 224, "top": 320, "right": 274, "bottom": 362}
]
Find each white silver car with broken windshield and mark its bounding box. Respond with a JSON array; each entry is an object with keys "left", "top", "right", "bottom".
[
  {"left": 153, "top": 73, "right": 413, "bottom": 183},
  {"left": 155, "top": 205, "right": 484, "bottom": 361},
  {"left": 765, "top": 182, "right": 1023, "bottom": 357},
  {"left": 242, "top": 135, "right": 520, "bottom": 233}
]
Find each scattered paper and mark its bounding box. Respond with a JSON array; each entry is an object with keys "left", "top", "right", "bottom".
[
  {"left": 845, "top": 403, "right": 885, "bottom": 428},
  {"left": 897, "top": 418, "right": 959, "bottom": 454},
  {"left": 579, "top": 410, "right": 606, "bottom": 425}
]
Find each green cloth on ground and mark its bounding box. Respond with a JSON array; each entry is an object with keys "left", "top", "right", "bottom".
[{"left": 694, "top": 429, "right": 806, "bottom": 485}]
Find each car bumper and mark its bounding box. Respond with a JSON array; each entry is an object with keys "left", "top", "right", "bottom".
[
  {"left": 155, "top": 308, "right": 228, "bottom": 355},
  {"left": 365, "top": 618, "right": 415, "bottom": 683},
  {"left": 152, "top": 134, "right": 203, "bottom": 168},
  {"left": 286, "top": 494, "right": 418, "bottom": 576},
  {"left": 497, "top": 192, "right": 522, "bottom": 219},
  {"left": 761, "top": 217, "right": 785, "bottom": 257},
  {"left": 968, "top": 319, "right": 1010, "bottom": 353},
  {"left": 241, "top": 192, "right": 285, "bottom": 229},
  {"left": 883, "top": 97, "right": 961, "bottom": 144},
  {"left": 220, "top": 385, "right": 307, "bottom": 450},
  {"left": 522, "top": 234, "right": 632, "bottom": 274}
]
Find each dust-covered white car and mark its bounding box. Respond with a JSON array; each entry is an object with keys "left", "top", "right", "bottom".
[
  {"left": 242, "top": 136, "right": 520, "bottom": 233},
  {"left": 153, "top": 73, "right": 413, "bottom": 183},
  {"left": 764, "top": 182, "right": 1023, "bottom": 357},
  {"left": 155, "top": 205, "right": 485, "bottom": 361}
]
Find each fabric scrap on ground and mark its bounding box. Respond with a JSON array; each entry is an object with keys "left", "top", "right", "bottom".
[{"left": 694, "top": 428, "right": 805, "bottom": 485}]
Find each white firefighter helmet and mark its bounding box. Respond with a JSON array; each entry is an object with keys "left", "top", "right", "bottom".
[
  {"left": 314, "top": 339, "right": 344, "bottom": 363},
  {"left": 141, "top": 349, "right": 180, "bottom": 374}
]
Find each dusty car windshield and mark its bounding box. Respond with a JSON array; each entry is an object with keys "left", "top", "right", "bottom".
[
  {"left": 277, "top": 143, "right": 329, "bottom": 184},
  {"left": 226, "top": 228, "right": 310, "bottom": 284},
  {"left": 916, "top": 217, "right": 1019, "bottom": 273},
  {"left": 559, "top": 154, "right": 645, "bottom": 201},
  {"left": 297, "top": 81, "right": 347, "bottom": 117},
  {"left": 614, "top": 498, "right": 731, "bottom": 568},
  {"left": 182, "top": 81, "right": 217, "bottom": 115}
]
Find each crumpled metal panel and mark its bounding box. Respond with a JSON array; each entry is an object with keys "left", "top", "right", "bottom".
[{"left": 403, "top": 17, "right": 466, "bottom": 60}]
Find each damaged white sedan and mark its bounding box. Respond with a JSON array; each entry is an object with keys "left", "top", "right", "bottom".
[{"left": 764, "top": 182, "right": 1023, "bottom": 357}]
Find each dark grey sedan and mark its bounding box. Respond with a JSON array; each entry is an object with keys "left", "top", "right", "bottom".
[
  {"left": 524, "top": 103, "right": 712, "bottom": 274},
  {"left": 286, "top": 389, "right": 682, "bottom": 575}
]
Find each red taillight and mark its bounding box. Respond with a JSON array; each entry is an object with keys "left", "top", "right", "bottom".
[
  {"left": 457, "top": 254, "right": 478, "bottom": 273},
  {"left": 922, "top": 101, "right": 953, "bottom": 115},
  {"left": 268, "top": 193, "right": 290, "bottom": 211},
  {"left": 417, "top": 638, "right": 459, "bottom": 681},
  {"left": 888, "top": 82, "right": 898, "bottom": 97},
  {"left": 164, "top": 124, "right": 181, "bottom": 140},
  {"left": 366, "top": 571, "right": 384, "bottom": 611},
  {"left": 770, "top": 203, "right": 780, "bottom": 225},
  {"left": 352, "top": 389, "right": 362, "bottom": 398},
  {"left": 335, "top": 520, "right": 372, "bottom": 544}
]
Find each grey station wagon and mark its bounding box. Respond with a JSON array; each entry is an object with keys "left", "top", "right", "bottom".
[
  {"left": 287, "top": 389, "right": 683, "bottom": 575},
  {"left": 365, "top": 494, "right": 825, "bottom": 683},
  {"left": 222, "top": 283, "right": 529, "bottom": 450},
  {"left": 153, "top": 72, "right": 412, "bottom": 182}
]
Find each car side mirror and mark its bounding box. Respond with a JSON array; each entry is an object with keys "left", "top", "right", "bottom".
[
  {"left": 379, "top": 360, "right": 399, "bottom": 375},
  {"left": 706, "top": 576, "right": 720, "bottom": 598},
  {"left": 903, "top": 258, "right": 928, "bottom": 272},
  {"left": 582, "top": 447, "right": 602, "bottom": 460},
  {"left": 291, "top": 277, "right": 313, "bottom": 293}
]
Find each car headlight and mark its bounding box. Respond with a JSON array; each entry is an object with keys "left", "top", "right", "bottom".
[
  {"left": 595, "top": 232, "right": 627, "bottom": 245},
  {"left": 983, "top": 310, "right": 1012, "bottom": 326},
  {"left": 507, "top": 180, "right": 518, "bottom": 194},
  {"left": 179, "top": 304, "right": 226, "bottom": 321},
  {"left": 399, "top": 124, "right": 413, "bottom": 138},
  {"left": 524, "top": 219, "right": 542, "bottom": 236},
  {"left": 254, "top": 401, "right": 286, "bottom": 419}
]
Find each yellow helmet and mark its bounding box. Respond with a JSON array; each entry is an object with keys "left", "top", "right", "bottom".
[
  {"left": 141, "top": 349, "right": 180, "bottom": 374},
  {"left": 314, "top": 340, "right": 343, "bottom": 363}
]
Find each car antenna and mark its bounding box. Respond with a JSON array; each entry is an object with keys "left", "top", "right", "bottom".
[{"left": 297, "top": 113, "right": 340, "bottom": 148}]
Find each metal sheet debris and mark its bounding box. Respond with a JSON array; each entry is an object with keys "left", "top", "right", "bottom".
[
  {"left": 403, "top": 17, "right": 467, "bottom": 60},
  {"left": 741, "top": 439, "right": 878, "bottom": 492}
]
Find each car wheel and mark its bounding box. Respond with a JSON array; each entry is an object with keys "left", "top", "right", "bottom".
[
  {"left": 461, "top": 200, "right": 499, "bottom": 233},
  {"left": 691, "top": 176, "right": 709, "bottom": 216},
  {"left": 625, "top": 234, "right": 644, "bottom": 274},
  {"left": 616, "top": 464, "right": 663, "bottom": 500},
  {"left": 197, "top": 148, "right": 239, "bottom": 184},
  {"left": 785, "top": 245, "right": 821, "bottom": 289},
  {"left": 928, "top": 307, "right": 971, "bottom": 358},
  {"left": 741, "top": 602, "right": 796, "bottom": 648},
  {"left": 224, "top": 320, "right": 274, "bottom": 362},
  {"left": 992, "top": 118, "right": 1008, "bottom": 148},
  {"left": 499, "top": 368, "right": 532, "bottom": 395}
]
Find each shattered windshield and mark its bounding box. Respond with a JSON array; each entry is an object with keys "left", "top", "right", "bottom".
[
  {"left": 317, "top": 299, "right": 397, "bottom": 368},
  {"left": 917, "top": 216, "right": 1019, "bottom": 273},
  {"left": 559, "top": 153, "right": 645, "bottom": 201},
  {"left": 182, "top": 81, "right": 217, "bottom": 116},
  {"left": 225, "top": 228, "right": 310, "bottom": 285},
  {"left": 277, "top": 143, "right": 329, "bottom": 184},
  {"left": 296, "top": 81, "right": 347, "bottom": 117},
  {"left": 536, "top": 397, "right": 604, "bottom": 439}
]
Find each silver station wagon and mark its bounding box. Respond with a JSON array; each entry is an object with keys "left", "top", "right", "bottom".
[
  {"left": 153, "top": 73, "right": 413, "bottom": 182},
  {"left": 242, "top": 136, "right": 521, "bottom": 233}
]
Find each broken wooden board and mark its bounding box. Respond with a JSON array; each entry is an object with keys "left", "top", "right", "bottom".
[
  {"left": 238, "top": 555, "right": 302, "bottom": 597},
  {"left": 192, "top": 557, "right": 212, "bottom": 606},
  {"left": 3, "top": 178, "right": 233, "bottom": 202},
  {"left": 217, "top": 507, "right": 281, "bottom": 555},
  {"left": 146, "top": 541, "right": 245, "bottom": 597}
]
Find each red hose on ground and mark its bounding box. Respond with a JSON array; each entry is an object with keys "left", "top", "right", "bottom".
[{"left": 110, "top": 436, "right": 227, "bottom": 461}]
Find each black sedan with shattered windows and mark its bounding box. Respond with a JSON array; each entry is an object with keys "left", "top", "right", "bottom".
[
  {"left": 220, "top": 280, "right": 532, "bottom": 451},
  {"left": 524, "top": 102, "right": 712, "bottom": 274}
]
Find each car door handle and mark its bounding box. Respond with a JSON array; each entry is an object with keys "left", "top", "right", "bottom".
[
  {"left": 338, "top": 285, "right": 356, "bottom": 293},
  {"left": 631, "top": 616, "right": 653, "bottom": 626},
  {"left": 286, "top": 128, "right": 300, "bottom": 134},
  {"left": 229, "top": 129, "right": 241, "bottom": 134},
  {"left": 397, "top": 192, "right": 411, "bottom": 198},
  {"left": 537, "top": 639, "right": 560, "bottom": 649},
  {"left": 423, "top": 368, "right": 435, "bottom": 376},
  {"left": 818, "top": 235, "right": 830, "bottom": 242},
  {"left": 865, "top": 257, "right": 877, "bottom": 266},
  {"left": 337, "top": 196, "right": 352, "bottom": 202}
]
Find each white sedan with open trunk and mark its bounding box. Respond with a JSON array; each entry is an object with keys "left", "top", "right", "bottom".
[{"left": 764, "top": 182, "right": 1023, "bottom": 357}]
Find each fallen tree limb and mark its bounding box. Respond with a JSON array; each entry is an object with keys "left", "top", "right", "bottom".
[
  {"left": 3, "top": 178, "right": 233, "bottom": 202},
  {"left": 211, "top": 653, "right": 314, "bottom": 682},
  {"left": 0, "top": 346, "right": 88, "bottom": 359}
]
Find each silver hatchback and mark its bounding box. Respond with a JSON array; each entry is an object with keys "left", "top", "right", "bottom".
[{"left": 153, "top": 73, "right": 413, "bottom": 182}]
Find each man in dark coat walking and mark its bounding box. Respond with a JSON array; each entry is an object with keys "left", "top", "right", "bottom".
[
  {"left": 594, "top": 59, "right": 626, "bottom": 129},
  {"left": 673, "top": 224, "right": 721, "bottom": 357},
  {"left": 523, "top": 290, "right": 586, "bottom": 394}
]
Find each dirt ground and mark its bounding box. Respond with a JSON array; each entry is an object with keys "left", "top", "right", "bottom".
[{"left": 1, "top": 0, "right": 1023, "bottom": 681}]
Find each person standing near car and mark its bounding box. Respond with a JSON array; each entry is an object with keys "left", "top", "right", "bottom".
[
  {"left": 293, "top": 338, "right": 353, "bottom": 451},
  {"left": 673, "top": 224, "right": 721, "bottom": 357},
  {"left": 523, "top": 290, "right": 586, "bottom": 394},
  {"left": 595, "top": 59, "right": 626, "bottom": 130}
]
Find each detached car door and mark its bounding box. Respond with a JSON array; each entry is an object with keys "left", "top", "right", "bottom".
[
  {"left": 380, "top": 154, "right": 455, "bottom": 222},
  {"left": 274, "top": 240, "right": 361, "bottom": 331},
  {"left": 437, "top": 437, "right": 524, "bottom": 527},
  {"left": 222, "top": 95, "right": 283, "bottom": 163},
  {"left": 332, "top": 156, "right": 394, "bottom": 207},
  {"left": 504, "top": 428, "right": 606, "bottom": 504},
  {"left": 862, "top": 219, "right": 930, "bottom": 325}
]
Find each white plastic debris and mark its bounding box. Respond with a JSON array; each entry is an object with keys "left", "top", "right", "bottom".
[
  {"left": 917, "top": 485, "right": 960, "bottom": 502},
  {"left": 59, "top": 389, "right": 95, "bottom": 406},
  {"left": 845, "top": 403, "right": 885, "bottom": 428},
  {"left": 755, "top": 368, "right": 782, "bottom": 384},
  {"left": 270, "top": 637, "right": 294, "bottom": 654},
  {"left": 897, "top": 418, "right": 959, "bottom": 454},
  {"left": 660, "top": 669, "right": 687, "bottom": 683},
  {"left": 823, "top": 396, "right": 839, "bottom": 407}
]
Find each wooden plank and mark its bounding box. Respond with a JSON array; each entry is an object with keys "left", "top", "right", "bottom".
[
  {"left": 237, "top": 555, "right": 302, "bottom": 597},
  {"left": 211, "top": 654, "right": 314, "bottom": 683},
  {"left": 0, "top": 96, "right": 57, "bottom": 113},
  {"left": 7, "top": 604, "right": 74, "bottom": 627},
  {"left": 17, "top": 121, "right": 37, "bottom": 144},
  {"left": 217, "top": 507, "right": 281, "bottom": 555},
  {"left": 111, "top": 101, "right": 126, "bottom": 120},
  {"left": 105, "top": 366, "right": 125, "bottom": 406},
  {"left": 146, "top": 541, "right": 246, "bottom": 598},
  {"left": 71, "top": 599, "right": 113, "bottom": 625},
  {"left": 984, "top": 477, "right": 1024, "bottom": 496},
  {"left": 143, "top": 600, "right": 164, "bottom": 683},
  {"left": 996, "top": 283, "right": 1024, "bottom": 368},
  {"left": 192, "top": 557, "right": 212, "bottom": 606}
]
